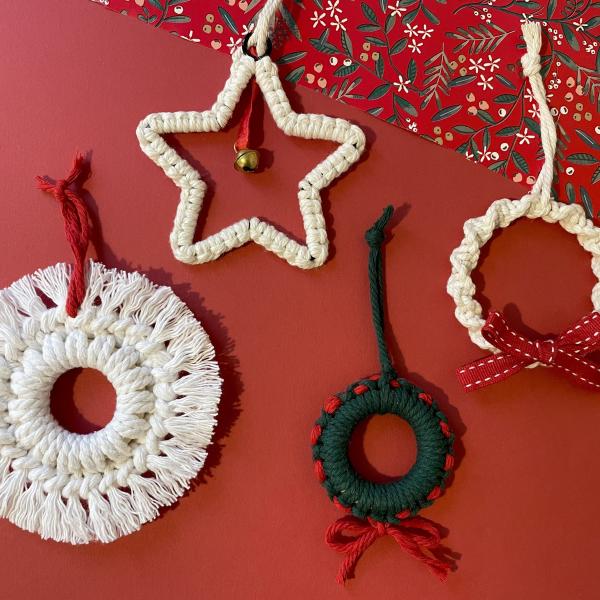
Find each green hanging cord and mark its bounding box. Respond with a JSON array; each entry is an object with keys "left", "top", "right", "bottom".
[
  {"left": 313, "top": 205, "right": 456, "bottom": 583},
  {"left": 364, "top": 205, "right": 396, "bottom": 379}
]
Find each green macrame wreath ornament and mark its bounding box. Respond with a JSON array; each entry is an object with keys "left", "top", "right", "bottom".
[{"left": 311, "top": 207, "right": 456, "bottom": 584}]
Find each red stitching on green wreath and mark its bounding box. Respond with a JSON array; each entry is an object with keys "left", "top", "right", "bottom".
[
  {"left": 310, "top": 206, "right": 457, "bottom": 584},
  {"left": 310, "top": 425, "right": 322, "bottom": 446},
  {"left": 324, "top": 396, "right": 341, "bottom": 414}
]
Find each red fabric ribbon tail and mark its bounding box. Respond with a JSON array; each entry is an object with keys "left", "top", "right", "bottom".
[
  {"left": 326, "top": 515, "right": 454, "bottom": 585},
  {"left": 457, "top": 352, "right": 528, "bottom": 392},
  {"left": 36, "top": 153, "right": 91, "bottom": 318},
  {"left": 235, "top": 77, "right": 259, "bottom": 152}
]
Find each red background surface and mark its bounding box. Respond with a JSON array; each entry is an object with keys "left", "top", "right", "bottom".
[{"left": 1, "top": 2, "right": 599, "bottom": 598}]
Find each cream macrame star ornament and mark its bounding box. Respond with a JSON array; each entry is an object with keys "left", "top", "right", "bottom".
[{"left": 137, "top": 0, "right": 365, "bottom": 270}]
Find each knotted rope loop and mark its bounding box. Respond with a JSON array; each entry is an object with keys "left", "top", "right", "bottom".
[
  {"left": 35, "top": 153, "right": 91, "bottom": 317},
  {"left": 364, "top": 206, "right": 392, "bottom": 248},
  {"left": 521, "top": 53, "right": 541, "bottom": 77},
  {"left": 521, "top": 22, "right": 556, "bottom": 211},
  {"left": 326, "top": 515, "right": 452, "bottom": 585},
  {"left": 53, "top": 179, "right": 70, "bottom": 197},
  {"left": 366, "top": 205, "right": 396, "bottom": 378},
  {"left": 247, "top": 0, "right": 283, "bottom": 57},
  {"left": 520, "top": 24, "right": 542, "bottom": 78}
]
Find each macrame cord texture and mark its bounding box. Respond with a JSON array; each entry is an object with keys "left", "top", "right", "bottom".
[
  {"left": 312, "top": 207, "right": 456, "bottom": 585},
  {"left": 0, "top": 156, "right": 221, "bottom": 544},
  {"left": 448, "top": 22, "right": 600, "bottom": 358},
  {"left": 137, "top": 0, "right": 365, "bottom": 269}
]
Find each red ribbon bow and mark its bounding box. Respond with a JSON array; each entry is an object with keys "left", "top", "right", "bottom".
[
  {"left": 457, "top": 311, "right": 600, "bottom": 392},
  {"left": 326, "top": 515, "right": 452, "bottom": 585}
]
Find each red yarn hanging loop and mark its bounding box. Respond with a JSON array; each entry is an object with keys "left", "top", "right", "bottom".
[
  {"left": 326, "top": 515, "right": 453, "bottom": 585},
  {"left": 36, "top": 154, "right": 91, "bottom": 318}
]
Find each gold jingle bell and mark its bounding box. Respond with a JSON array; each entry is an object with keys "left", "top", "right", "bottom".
[{"left": 234, "top": 147, "right": 260, "bottom": 173}]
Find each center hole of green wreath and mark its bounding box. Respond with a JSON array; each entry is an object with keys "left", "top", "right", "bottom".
[
  {"left": 349, "top": 414, "right": 417, "bottom": 484},
  {"left": 50, "top": 368, "right": 116, "bottom": 434}
]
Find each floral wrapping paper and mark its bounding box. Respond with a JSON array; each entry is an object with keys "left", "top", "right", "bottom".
[{"left": 92, "top": 0, "right": 600, "bottom": 217}]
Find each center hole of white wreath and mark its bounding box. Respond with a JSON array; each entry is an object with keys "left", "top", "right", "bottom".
[
  {"left": 349, "top": 414, "right": 417, "bottom": 483},
  {"left": 50, "top": 368, "right": 116, "bottom": 434}
]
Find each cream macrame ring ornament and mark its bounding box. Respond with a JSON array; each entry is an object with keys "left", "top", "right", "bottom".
[
  {"left": 447, "top": 23, "right": 600, "bottom": 355},
  {"left": 0, "top": 157, "right": 221, "bottom": 544},
  {"left": 137, "top": 0, "right": 365, "bottom": 270}
]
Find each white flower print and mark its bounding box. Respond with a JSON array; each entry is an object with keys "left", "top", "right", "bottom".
[
  {"left": 394, "top": 74, "right": 411, "bottom": 93},
  {"left": 404, "top": 23, "right": 419, "bottom": 38},
  {"left": 468, "top": 58, "right": 485, "bottom": 73},
  {"left": 227, "top": 36, "right": 242, "bottom": 54},
  {"left": 516, "top": 128, "right": 535, "bottom": 145},
  {"left": 573, "top": 18, "right": 587, "bottom": 32},
  {"left": 484, "top": 55, "right": 501, "bottom": 72},
  {"left": 325, "top": 0, "right": 342, "bottom": 17},
  {"left": 528, "top": 103, "right": 541, "bottom": 119},
  {"left": 180, "top": 29, "right": 200, "bottom": 43},
  {"left": 241, "top": 23, "right": 255, "bottom": 36},
  {"left": 310, "top": 11, "right": 326, "bottom": 28},
  {"left": 331, "top": 14, "right": 348, "bottom": 32},
  {"left": 408, "top": 39, "right": 423, "bottom": 53},
  {"left": 419, "top": 26, "right": 434, "bottom": 40},
  {"left": 388, "top": 1, "right": 406, "bottom": 17},
  {"left": 479, "top": 147, "right": 499, "bottom": 162},
  {"left": 477, "top": 75, "right": 494, "bottom": 90}
]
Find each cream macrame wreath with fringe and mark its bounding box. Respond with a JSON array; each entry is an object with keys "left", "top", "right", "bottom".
[
  {"left": 0, "top": 156, "right": 221, "bottom": 544},
  {"left": 137, "top": 0, "right": 365, "bottom": 270},
  {"left": 448, "top": 22, "right": 600, "bottom": 354}
]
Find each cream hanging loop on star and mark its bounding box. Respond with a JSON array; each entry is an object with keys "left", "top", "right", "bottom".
[
  {"left": 137, "top": 0, "right": 366, "bottom": 270},
  {"left": 247, "top": 0, "right": 282, "bottom": 56}
]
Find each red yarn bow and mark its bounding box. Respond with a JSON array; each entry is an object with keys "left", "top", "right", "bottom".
[
  {"left": 326, "top": 515, "right": 452, "bottom": 585},
  {"left": 36, "top": 154, "right": 91, "bottom": 318},
  {"left": 457, "top": 311, "right": 600, "bottom": 392}
]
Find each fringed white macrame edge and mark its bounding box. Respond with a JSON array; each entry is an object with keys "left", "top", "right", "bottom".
[{"left": 0, "top": 260, "right": 221, "bottom": 544}]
